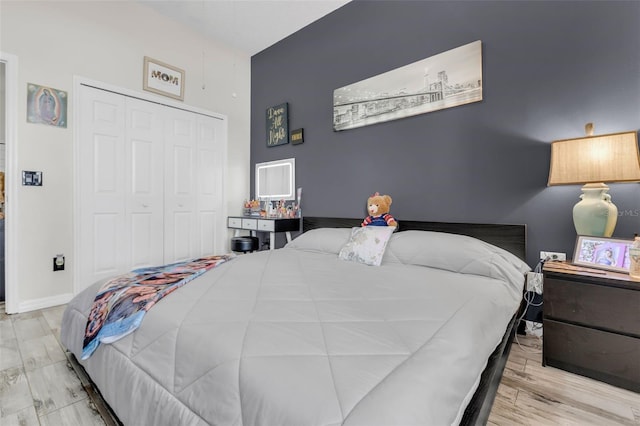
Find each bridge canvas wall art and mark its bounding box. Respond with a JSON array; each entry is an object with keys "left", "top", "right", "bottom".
[{"left": 333, "top": 40, "right": 483, "bottom": 131}]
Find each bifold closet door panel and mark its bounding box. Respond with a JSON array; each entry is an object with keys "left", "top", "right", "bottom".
[
  {"left": 125, "top": 98, "right": 165, "bottom": 269},
  {"left": 78, "top": 87, "right": 128, "bottom": 293},
  {"left": 164, "top": 113, "right": 226, "bottom": 262},
  {"left": 195, "top": 115, "right": 226, "bottom": 257},
  {"left": 164, "top": 108, "right": 198, "bottom": 264}
]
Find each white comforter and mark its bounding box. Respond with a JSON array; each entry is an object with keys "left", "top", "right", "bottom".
[{"left": 61, "top": 229, "right": 528, "bottom": 426}]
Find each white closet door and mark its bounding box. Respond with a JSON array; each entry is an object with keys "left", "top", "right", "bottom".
[
  {"left": 76, "top": 82, "right": 227, "bottom": 294},
  {"left": 164, "top": 111, "right": 226, "bottom": 262},
  {"left": 125, "top": 98, "right": 164, "bottom": 269},
  {"left": 164, "top": 108, "right": 198, "bottom": 263},
  {"left": 196, "top": 115, "right": 226, "bottom": 256},
  {"left": 78, "top": 87, "right": 127, "bottom": 292}
]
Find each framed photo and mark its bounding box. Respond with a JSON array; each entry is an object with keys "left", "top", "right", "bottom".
[
  {"left": 143, "top": 56, "right": 185, "bottom": 101},
  {"left": 266, "top": 103, "right": 289, "bottom": 147},
  {"left": 27, "top": 83, "right": 67, "bottom": 128},
  {"left": 573, "top": 235, "right": 633, "bottom": 273},
  {"left": 333, "top": 40, "right": 482, "bottom": 131}
]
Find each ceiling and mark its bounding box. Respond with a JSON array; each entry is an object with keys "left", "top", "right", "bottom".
[{"left": 139, "top": 0, "right": 351, "bottom": 56}]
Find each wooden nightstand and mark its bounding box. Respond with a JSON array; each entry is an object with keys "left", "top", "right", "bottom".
[{"left": 542, "top": 262, "right": 640, "bottom": 392}]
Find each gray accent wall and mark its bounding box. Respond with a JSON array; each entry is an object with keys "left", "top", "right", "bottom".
[{"left": 251, "top": 0, "right": 640, "bottom": 266}]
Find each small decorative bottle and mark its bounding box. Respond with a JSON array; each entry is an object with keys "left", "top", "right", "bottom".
[{"left": 629, "top": 236, "right": 640, "bottom": 281}]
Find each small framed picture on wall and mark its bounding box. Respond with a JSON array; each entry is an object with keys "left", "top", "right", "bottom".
[
  {"left": 27, "top": 83, "right": 67, "bottom": 128},
  {"left": 143, "top": 56, "right": 185, "bottom": 101},
  {"left": 266, "top": 102, "right": 289, "bottom": 147}
]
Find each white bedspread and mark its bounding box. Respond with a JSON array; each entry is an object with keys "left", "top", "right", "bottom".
[{"left": 61, "top": 229, "right": 527, "bottom": 426}]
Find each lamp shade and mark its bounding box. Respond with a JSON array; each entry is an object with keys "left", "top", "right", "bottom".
[{"left": 548, "top": 131, "right": 640, "bottom": 186}]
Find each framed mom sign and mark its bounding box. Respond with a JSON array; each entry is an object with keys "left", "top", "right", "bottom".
[{"left": 143, "top": 56, "right": 185, "bottom": 101}]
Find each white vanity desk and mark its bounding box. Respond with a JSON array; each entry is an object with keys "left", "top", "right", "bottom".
[{"left": 228, "top": 217, "right": 301, "bottom": 250}]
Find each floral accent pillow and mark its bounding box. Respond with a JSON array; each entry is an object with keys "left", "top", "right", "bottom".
[{"left": 338, "top": 226, "right": 395, "bottom": 266}]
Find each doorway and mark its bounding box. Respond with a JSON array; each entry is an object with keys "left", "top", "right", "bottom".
[
  {"left": 1, "top": 51, "right": 17, "bottom": 313},
  {"left": 0, "top": 61, "right": 5, "bottom": 302}
]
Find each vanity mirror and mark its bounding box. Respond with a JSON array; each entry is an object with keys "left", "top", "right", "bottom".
[{"left": 255, "top": 158, "right": 296, "bottom": 201}]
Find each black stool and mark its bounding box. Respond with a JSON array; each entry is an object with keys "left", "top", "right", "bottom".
[{"left": 231, "top": 236, "right": 259, "bottom": 253}]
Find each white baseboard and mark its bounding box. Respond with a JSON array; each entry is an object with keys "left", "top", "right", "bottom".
[{"left": 16, "top": 293, "right": 74, "bottom": 313}]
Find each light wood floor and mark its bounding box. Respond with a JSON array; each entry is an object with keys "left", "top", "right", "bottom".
[
  {"left": 489, "top": 333, "right": 640, "bottom": 426},
  {"left": 0, "top": 304, "right": 104, "bottom": 425},
  {"left": 1, "top": 304, "right": 639, "bottom": 425}
]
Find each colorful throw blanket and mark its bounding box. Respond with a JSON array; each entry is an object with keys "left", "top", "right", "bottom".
[{"left": 82, "top": 254, "right": 234, "bottom": 360}]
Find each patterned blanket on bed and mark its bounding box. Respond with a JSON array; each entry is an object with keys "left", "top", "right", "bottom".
[{"left": 81, "top": 254, "right": 234, "bottom": 360}]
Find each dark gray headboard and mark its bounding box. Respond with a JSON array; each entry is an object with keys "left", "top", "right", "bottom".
[{"left": 302, "top": 217, "right": 527, "bottom": 261}]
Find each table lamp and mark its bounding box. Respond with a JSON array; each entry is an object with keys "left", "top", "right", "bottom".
[{"left": 547, "top": 123, "right": 640, "bottom": 237}]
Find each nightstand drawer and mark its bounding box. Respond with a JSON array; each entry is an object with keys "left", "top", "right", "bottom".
[
  {"left": 544, "top": 277, "right": 640, "bottom": 336},
  {"left": 544, "top": 319, "right": 640, "bottom": 392}
]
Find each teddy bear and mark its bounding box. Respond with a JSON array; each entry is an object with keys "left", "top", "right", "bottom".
[{"left": 361, "top": 192, "right": 398, "bottom": 227}]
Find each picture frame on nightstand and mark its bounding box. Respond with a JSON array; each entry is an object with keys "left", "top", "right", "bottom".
[{"left": 573, "top": 235, "right": 633, "bottom": 273}]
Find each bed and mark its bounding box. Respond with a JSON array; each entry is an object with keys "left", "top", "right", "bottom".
[{"left": 61, "top": 217, "right": 529, "bottom": 426}]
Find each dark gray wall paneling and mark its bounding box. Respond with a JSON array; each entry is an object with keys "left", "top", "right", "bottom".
[{"left": 251, "top": 0, "right": 640, "bottom": 266}]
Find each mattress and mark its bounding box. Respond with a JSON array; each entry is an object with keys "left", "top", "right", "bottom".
[{"left": 61, "top": 228, "right": 528, "bottom": 426}]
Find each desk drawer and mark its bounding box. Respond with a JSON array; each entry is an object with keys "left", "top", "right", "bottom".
[
  {"left": 257, "top": 220, "right": 275, "bottom": 232},
  {"left": 544, "top": 277, "right": 640, "bottom": 336},
  {"left": 242, "top": 219, "right": 257, "bottom": 230},
  {"left": 228, "top": 217, "right": 242, "bottom": 228}
]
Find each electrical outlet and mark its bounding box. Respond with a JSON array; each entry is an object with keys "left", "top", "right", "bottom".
[
  {"left": 53, "top": 254, "right": 65, "bottom": 271},
  {"left": 540, "top": 251, "right": 566, "bottom": 261}
]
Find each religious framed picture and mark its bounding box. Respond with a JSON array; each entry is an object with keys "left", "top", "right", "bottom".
[
  {"left": 573, "top": 235, "right": 633, "bottom": 273},
  {"left": 143, "top": 56, "right": 185, "bottom": 101},
  {"left": 27, "top": 83, "right": 68, "bottom": 128}
]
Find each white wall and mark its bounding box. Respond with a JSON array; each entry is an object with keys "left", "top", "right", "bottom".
[{"left": 0, "top": 1, "right": 251, "bottom": 311}]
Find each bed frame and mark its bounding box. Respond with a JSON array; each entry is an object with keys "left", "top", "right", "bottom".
[
  {"left": 303, "top": 217, "right": 527, "bottom": 425},
  {"left": 69, "top": 217, "right": 527, "bottom": 426}
]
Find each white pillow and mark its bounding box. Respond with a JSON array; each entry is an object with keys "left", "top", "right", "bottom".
[
  {"left": 338, "top": 226, "right": 395, "bottom": 266},
  {"left": 384, "top": 230, "right": 530, "bottom": 283},
  {"left": 285, "top": 228, "right": 353, "bottom": 254}
]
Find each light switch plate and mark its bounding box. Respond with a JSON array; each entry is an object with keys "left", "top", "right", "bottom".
[{"left": 22, "top": 171, "right": 43, "bottom": 186}]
